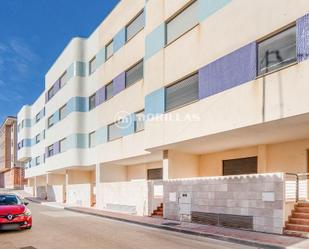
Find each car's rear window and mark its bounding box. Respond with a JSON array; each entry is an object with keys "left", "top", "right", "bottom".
[{"left": 0, "top": 195, "right": 21, "bottom": 205}]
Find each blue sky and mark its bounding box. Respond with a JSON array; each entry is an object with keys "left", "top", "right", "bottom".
[{"left": 0, "top": 0, "right": 119, "bottom": 124}]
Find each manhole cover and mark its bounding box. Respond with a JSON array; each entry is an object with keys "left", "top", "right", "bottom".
[
  {"left": 20, "top": 247, "right": 37, "bottom": 249},
  {"left": 162, "top": 222, "right": 181, "bottom": 226}
]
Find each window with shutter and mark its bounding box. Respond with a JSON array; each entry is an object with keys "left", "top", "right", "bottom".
[
  {"left": 126, "top": 11, "right": 145, "bottom": 41},
  {"left": 125, "top": 60, "right": 143, "bottom": 87},
  {"left": 166, "top": 1, "right": 198, "bottom": 44},
  {"left": 165, "top": 73, "right": 199, "bottom": 111}
]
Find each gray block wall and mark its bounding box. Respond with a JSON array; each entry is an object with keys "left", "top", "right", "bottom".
[{"left": 163, "top": 173, "right": 284, "bottom": 234}]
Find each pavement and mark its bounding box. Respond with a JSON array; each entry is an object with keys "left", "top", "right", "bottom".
[
  {"left": 2, "top": 189, "right": 309, "bottom": 249},
  {"left": 25, "top": 196, "right": 309, "bottom": 249},
  {"left": 0, "top": 201, "right": 257, "bottom": 249}
]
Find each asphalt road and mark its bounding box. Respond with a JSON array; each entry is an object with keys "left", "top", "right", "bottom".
[{"left": 0, "top": 202, "right": 256, "bottom": 249}]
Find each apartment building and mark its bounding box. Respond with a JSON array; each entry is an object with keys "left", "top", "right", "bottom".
[
  {"left": 0, "top": 116, "right": 24, "bottom": 189},
  {"left": 17, "top": 0, "right": 309, "bottom": 235}
]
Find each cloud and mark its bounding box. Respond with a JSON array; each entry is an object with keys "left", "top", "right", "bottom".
[{"left": 9, "top": 38, "right": 39, "bottom": 62}]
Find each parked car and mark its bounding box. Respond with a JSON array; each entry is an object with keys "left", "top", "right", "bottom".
[{"left": 0, "top": 194, "right": 32, "bottom": 230}]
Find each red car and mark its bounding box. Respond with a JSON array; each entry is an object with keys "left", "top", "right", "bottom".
[{"left": 0, "top": 194, "right": 32, "bottom": 230}]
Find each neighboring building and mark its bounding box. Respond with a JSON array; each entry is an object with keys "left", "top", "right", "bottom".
[
  {"left": 0, "top": 116, "right": 24, "bottom": 189},
  {"left": 17, "top": 0, "right": 309, "bottom": 235}
]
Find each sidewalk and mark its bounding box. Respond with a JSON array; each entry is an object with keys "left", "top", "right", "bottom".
[{"left": 27, "top": 197, "right": 308, "bottom": 249}]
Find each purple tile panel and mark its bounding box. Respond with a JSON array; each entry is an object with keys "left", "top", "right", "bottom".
[
  {"left": 53, "top": 141, "right": 60, "bottom": 155},
  {"left": 297, "top": 13, "right": 309, "bottom": 62},
  {"left": 95, "top": 86, "right": 106, "bottom": 106},
  {"left": 113, "top": 72, "right": 126, "bottom": 96},
  {"left": 53, "top": 79, "right": 60, "bottom": 94},
  {"left": 199, "top": 42, "right": 257, "bottom": 99}
]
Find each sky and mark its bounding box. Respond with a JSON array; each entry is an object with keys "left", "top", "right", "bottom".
[{"left": 0, "top": 0, "right": 119, "bottom": 124}]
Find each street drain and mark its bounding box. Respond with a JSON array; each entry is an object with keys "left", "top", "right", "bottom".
[
  {"left": 20, "top": 247, "right": 37, "bottom": 249},
  {"left": 162, "top": 222, "right": 181, "bottom": 226}
]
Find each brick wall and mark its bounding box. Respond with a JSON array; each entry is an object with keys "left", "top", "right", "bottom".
[{"left": 163, "top": 173, "right": 284, "bottom": 234}]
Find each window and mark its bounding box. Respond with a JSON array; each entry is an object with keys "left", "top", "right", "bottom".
[
  {"left": 89, "top": 56, "right": 96, "bottom": 74},
  {"left": 89, "top": 94, "right": 96, "bottom": 110},
  {"left": 166, "top": 1, "right": 198, "bottom": 44},
  {"left": 105, "top": 40, "right": 113, "bottom": 60},
  {"left": 59, "top": 138, "right": 66, "bottom": 153},
  {"left": 59, "top": 104, "right": 67, "bottom": 120},
  {"left": 135, "top": 110, "right": 145, "bottom": 132},
  {"left": 35, "top": 134, "right": 40, "bottom": 144},
  {"left": 35, "top": 156, "right": 40, "bottom": 166},
  {"left": 21, "top": 120, "right": 24, "bottom": 128},
  {"left": 165, "top": 73, "right": 199, "bottom": 111},
  {"left": 89, "top": 132, "right": 96, "bottom": 148},
  {"left": 48, "top": 115, "right": 54, "bottom": 128},
  {"left": 48, "top": 86, "right": 54, "bottom": 99},
  {"left": 36, "top": 113, "right": 40, "bottom": 123},
  {"left": 125, "top": 60, "right": 143, "bottom": 87},
  {"left": 18, "top": 124, "right": 20, "bottom": 132},
  {"left": 48, "top": 145, "right": 54, "bottom": 157},
  {"left": 223, "top": 157, "right": 258, "bottom": 176},
  {"left": 108, "top": 122, "right": 122, "bottom": 141},
  {"left": 258, "top": 26, "right": 296, "bottom": 75},
  {"left": 126, "top": 10, "right": 145, "bottom": 41},
  {"left": 105, "top": 82, "right": 113, "bottom": 100},
  {"left": 59, "top": 71, "right": 68, "bottom": 88},
  {"left": 147, "top": 168, "right": 163, "bottom": 180}
]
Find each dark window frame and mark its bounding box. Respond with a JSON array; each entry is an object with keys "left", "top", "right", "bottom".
[
  {"left": 125, "top": 10, "right": 145, "bottom": 42},
  {"left": 105, "top": 40, "right": 114, "bottom": 61},
  {"left": 89, "top": 94, "right": 96, "bottom": 110}
]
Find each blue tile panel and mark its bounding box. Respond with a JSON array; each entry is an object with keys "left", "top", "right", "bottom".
[
  {"left": 75, "top": 61, "right": 88, "bottom": 77},
  {"left": 67, "top": 97, "right": 89, "bottom": 113},
  {"left": 199, "top": 43, "right": 257, "bottom": 99},
  {"left": 113, "top": 28, "right": 126, "bottom": 53},
  {"left": 297, "top": 13, "right": 309, "bottom": 62},
  {"left": 145, "top": 88, "right": 165, "bottom": 116},
  {"left": 66, "top": 134, "right": 89, "bottom": 149},
  {"left": 197, "top": 0, "right": 231, "bottom": 22},
  {"left": 113, "top": 72, "right": 126, "bottom": 96},
  {"left": 96, "top": 127, "right": 108, "bottom": 144},
  {"left": 145, "top": 23, "right": 165, "bottom": 60},
  {"left": 96, "top": 48, "right": 106, "bottom": 68},
  {"left": 122, "top": 113, "right": 136, "bottom": 136}
]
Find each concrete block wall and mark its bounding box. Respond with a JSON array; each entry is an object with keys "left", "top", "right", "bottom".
[{"left": 163, "top": 173, "right": 285, "bottom": 234}]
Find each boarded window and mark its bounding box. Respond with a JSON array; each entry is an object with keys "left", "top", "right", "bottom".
[
  {"left": 59, "top": 104, "right": 67, "bottom": 120},
  {"left": 105, "top": 40, "right": 113, "bottom": 60},
  {"left": 105, "top": 82, "right": 113, "bottom": 100},
  {"left": 89, "top": 94, "right": 96, "bottom": 110},
  {"left": 59, "top": 71, "right": 68, "bottom": 88},
  {"left": 125, "top": 60, "right": 143, "bottom": 87},
  {"left": 59, "top": 138, "right": 66, "bottom": 153},
  {"left": 147, "top": 168, "right": 163, "bottom": 180},
  {"left": 258, "top": 26, "right": 296, "bottom": 75},
  {"left": 89, "top": 132, "right": 96, "bottom": 148},
  {"left": 126, "top": 10, "right": 145, "bottom": 41},
  {"left": 48, "top": 115, "right": 54, "bottom": 128},
  {"left": 165, "top": 73, "right": 199, "bottom": 111},
  {"left": 223, "top": 157, "right": 258, "bottom": 176},
  {"left": 108, "top": 122, "right": 122, "bottom": 141},
  {"left": 166, "top": 1, "right": 198, "bottom": 44},
  {"left": 89, "top": 56, "right": 96, "bottom": 74},
  {"left": 135, "top": 110, "right": 145, "bottom": 132}
]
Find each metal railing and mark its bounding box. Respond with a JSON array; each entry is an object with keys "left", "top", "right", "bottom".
[{"left": 285, "top": 173, "right": 309, "bottom": 202}]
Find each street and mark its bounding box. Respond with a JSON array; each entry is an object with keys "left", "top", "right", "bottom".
[{"left": 0, "top": 202, "right": 256, "bottom": 249}]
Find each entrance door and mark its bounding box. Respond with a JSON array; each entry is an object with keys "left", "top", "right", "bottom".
[{"left": 223, "top": 157, "right": 258, "bottom": 176}]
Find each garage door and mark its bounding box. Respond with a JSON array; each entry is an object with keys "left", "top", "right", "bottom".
[{"left": 223, "top": 157, "right": 257, "bottom": 176}]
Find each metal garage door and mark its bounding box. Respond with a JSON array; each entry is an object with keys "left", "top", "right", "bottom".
[{"left": 223, "top": 157, "right": 258, "bottom": 176}]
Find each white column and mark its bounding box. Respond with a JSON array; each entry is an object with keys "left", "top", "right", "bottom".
[
  {"left": 95, "top": 163, "right": 101, "bottom": 208},
  {"left": 163, "top": 150, "right": 169, "bottom": 180}
]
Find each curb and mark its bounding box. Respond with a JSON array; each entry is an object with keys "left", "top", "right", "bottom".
[
  {"left": 64, "top": 207, "right": 285, "bottom": 249},
  {"left": 26, "top": 197, "right": 43, "bottom": 204}
]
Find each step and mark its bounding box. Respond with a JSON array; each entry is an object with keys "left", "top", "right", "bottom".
[
  {"left": 284, "top": 229, "right": 309, "bottom": 238},
  {"left": 153, "top": 211, "right": 163, "bottom": 216},
  {"left": 289, "top": 218, "right": 309, "bottom": 226},
  {"left": 151, "top": 214, "right": 163, "bottom": 218},
  {"left": 292, "top": 212, "right": 309, "bottom": 219},
  {"left": 297, "top": 202, "right": 309, "bottom": 208},
  {"left": 295, "top": 207, "right": 309, "bottom": 213},
  {"left": 285, "top": 223, "right": 309, "bottom": 232}
]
